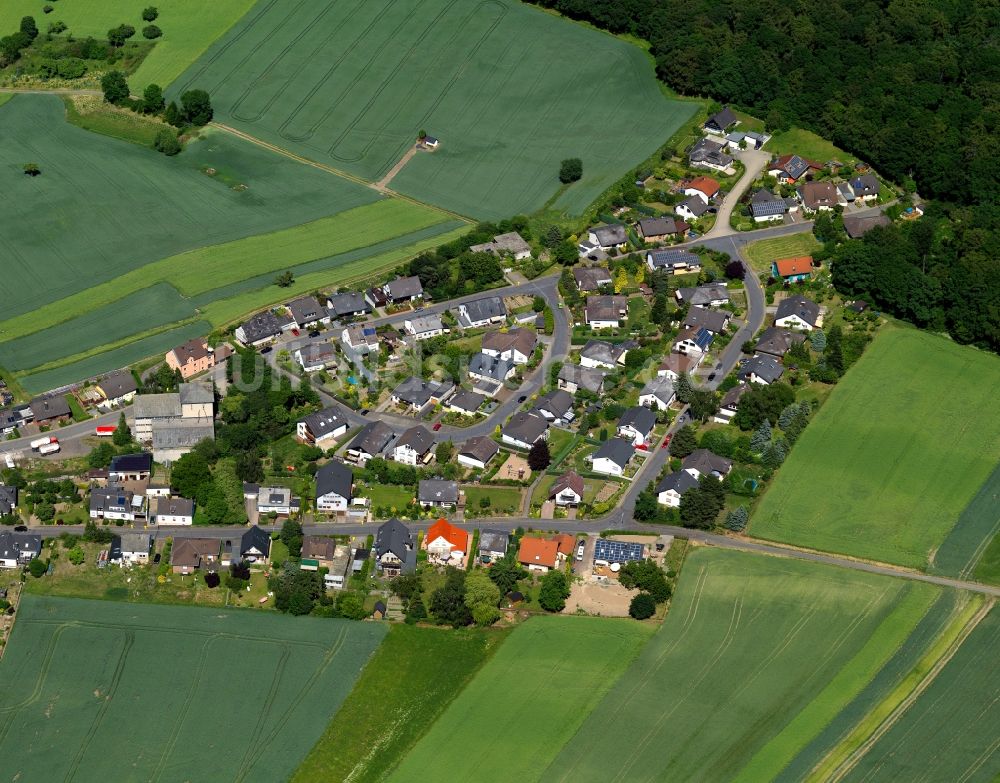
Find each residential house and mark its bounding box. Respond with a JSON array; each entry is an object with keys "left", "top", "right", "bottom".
[
  {"left": 0, "top": 531, "right": 40, "bottom": 569},
  {"left": 590, "top": 438, "right": 635, "bottom": 476},
  {"left": 688, "top": 137, "right": 733, "bottom": 172},
  {"left": 683, "top": 176, "right": 720, "bottom": 204},
  {"left": 550, "top": 470, "right": 584, "bottom": 507},
  {"left": 749, "top": 189, "right": 793, "bottom": 222},
  {"left": 683, "top": 306, "right": 730, "bottom": 334},
  {"left": 768, "top": 154, "right": 820, "bottom": 184},
  {"left": 682, "top": 449, "right": 733, "bottom": 479},
  {"left": 457, "top": 436, "right": 500, "bottom": 470},
  {"left": 109, "top": 452, "right": 153, "bottom": 482},
  {"left": 675, "top": 196, "right": 710, "bottom": 222},
  {"left": 295, "top": 342, "right": 337, "bottom": 372},
  {"left": 315, "top": 460, "right": 353, "bottom": 515},
  {"left": 775, "top": 295, "right": 821, "bottom": 331},
  {"left": 324, "top": 545, "right": 352, "bottom": 590},
  {"left": 657, "top": 353, "right": 697, "bottom": 383},
  {"left": 518, "top": 537, "right": 558, "bottom": 573},
  {"left": 391, "top": 377, "right": 454, "bottom": 411},
  {"left": 501, "top": 411, "right": 548, "bottom": 449},
  {"left": 179, "top": 383, "right": 213, "bottom": 418},
  {"left": 382, "top": 276, "right": 424, "bottom": 304},
  {"left": 170, "top": 538, "right": 218, "bottom": 574},
  {"left": 166, "top": 338, "right": 215, "bottom": 379},
  {"left": 346, "top": 420, "right": 396, "bottom": 464},
  {"left": 375, "top": 518, "right": 416, "bottom": 577},
  {"left": 235, "top": 310, "right": 283, "bottom": 347},
  {"left": 296, "top": 407, "right": 348, "bottom": 448},
  {"left": 573, "top": 266, "right": 612, "bottom": 292},
  {"left": 849, "top": 174, "right": 880, "bottom": 202},
  {"left": 703, "top": 106, "right": 738, "bottom": 134},
  {"left": 286, "top": 295, "right": 329, "bottom": 329},
  {"left": 221, "top": 525, "right": 271, "bottom": 566},
  {"left": 393, "top": 425, "right": 435, "bottom": 466},
  {"left": 457, "top": 296, "right": 506, "bottom": 329},
  {"left": 0, "top": 405, "right": 31, "bottom": 437},
  {"left": 301, "top": 536, "right": 337, "bottom": 571},
  {"left": 326, "top": 291, "right": 372, "bottom": 319},
  {"left": 90, "top": 485, "right": 138, "bottom": 522},
  {"left": 341, "top": 324, "right": 379, "bottom": 354},
  {"left": 469, "top": 231, "right": 532, "bottom": 260},
  {"left": 534, "top": 389, "right": 575, "bottom": 423},
  {"left": 754, "top": 327, "right": 806, "bottom": 359},
  {"left": 724, "top": 130, "right": 768, "bottom": 150},
  {"left": 843, "top": 213, "right": 890, "bottom": 239},
  {"left": 638, "top": 377, "right": 676, "bottom": 411},
  {"left": 585, "top": 295, "right": 628, "bottom": 329},
  {"left": 579, "top": 339, "right": 632, "bottom": 369},
  {"left": 646, "top": 249, "right": 702, "bottom": 275},
  {"left": 134, "top": 384, "right": 215, "bottom": 463},
  {"left": 714, "top": 383, "right": 748, "bottom": 424},
  {"left": 113, "top": 532, "right": 153, "bottom": 566},
  {"left": 481, "top": 328, "right": 536, "bottom": 365},
  {"left": 637, "top": 216, "right": 688, "bottom": 242},
  {"left": 557, "top": 364, "right": 607, "bottom": 395},
  {"left": 617, "top": 406, "right": 657, "bottom": 446},
  {"left": 798, "top": 181, "right": 839, "bottom": 212},
  {"left": 675, "top": 283, "right": 730, "bottom": 307},
  {"left": 423, "top": 518, "right": 469, "bottom": 563},
  {"left": 468, "top": 352, "right": 516, "bottom": 384},
  {"left": 403, "top": 313, "right": 444, "bottom": 341},
  {"left": 97, "top": 370, "right": 138, "bottom": 408},
  {"left": 30, "top": 395, "right": 71, "bottom": 425},
  {"left": 149, "top": 495, "right": 194, "bottom": 525},
  {"left": 743, "top": 354, "right": 784, "bottom": 385},
  {"left": 477, "top": 529, "right": 509, "bottom": 564},
  {"left": 551, "top": 533, "right": 576, "bottom": 563},
  {"left": 257, "top": 486, "right": 298, "bottom": 516},
  {"left": 448, "top": 389, "right": 486, "bottom": 417},
  {"left": 674, "top": 326, "right": 714, "bottom": 357},
  {"left": 418, "top": 480, "right": 460, "bottom": 508},
  {"left": 587, "top": 224, "right": 628, "bottom": 252},
  {"left": 133, "top": 393, "right": 181, "bottom": 441},
  {"left": 655, "top": 470, "right": 700, "bottom": 507},
  {"left": 0, "top": 486, "right": 16, "bottom": 516},
  {"left": 771, "top": 256, "right": 813, "bottom": 283}
]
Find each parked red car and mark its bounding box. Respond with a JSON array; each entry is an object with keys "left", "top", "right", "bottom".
[
  {"left": 661, "top": 434, "right": 672, "bottom": 449},
  {"left": 432, "top": 422, "right": 442, "bottom": 431},
  {"left": 291, "top": 328, "right": 301, "bottom": 336}
]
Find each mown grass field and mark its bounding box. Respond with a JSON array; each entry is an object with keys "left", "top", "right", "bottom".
[
  {"left": 767, "top": 127, "right": 858, "bottom": 166},
  {"left": 390, "top": 616, "right": 653, "bottom": 783},
  {"left": 0, "top": 595, "right": 385, "bottom": 781},
  {"left": 293, "top": 624, "right": 508, "bottom": 783},
  {"left": 544, "top": 548, "right": 939, "bottom": 782},
  {"left": 744, "top": 232, "right": 822, "bottom": 274},
  {"left": 0, "top": 0, "right": 257, "bottom": 87},
  {"left": 171, "top": 0, "right": 695, "bottom": 219},
  {"left": 751, "top": 328, "right": 1000, "bottom": 570}
]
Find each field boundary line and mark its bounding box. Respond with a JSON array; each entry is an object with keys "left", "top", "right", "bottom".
[{"left": 817, "top": 595, "right": 993, "bottom": 783}]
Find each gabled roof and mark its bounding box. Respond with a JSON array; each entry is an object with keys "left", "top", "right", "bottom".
[
  {"left": 468, "top": 352, "right": 514, "bottom": 382},
  {"left": 286, "top": 295, "right": 325, "bottom": 325},
  {"left": 395, "top": 425, "right": 434, "bottom": 455},
  {"left": 349, "top": 420, "right": 395, "bottom": 456},
  {"left": 675, "top": 326, "right": 714, "bottom": 351},
  {"left": 315, "top": 460, "right": 353, "bottom": 500},
  {"left": 481, "top": 327, "right": 537, "bottom": 358},
  {"left": 302, "top": 535, "right": 336, "bottom": 561},
  {"left": 535, "top": 389, "right": 574, "bottom": 419},
  {"left": 590, "top": 224, "right": 627, "bottom": 247},
  {"left": 171, "top": 537, "right": 219, "bottom": 568},
  {"left": 658, "top": 353, "right": 696, "bottom": 376},
  {"left": 573, "top": 267, "right": 613, "bottom": 291},
  {"left": 580, "top": 339, "right": 629, "bottom": 367},
  {"left": 754, "top": 326, "right": 806, "bottom": 357},
  {"left": 134, "top": 393, "right": 181, "bottom": 419},
  {"left": 425, "top": 518, "right": 468, "bottom": 551},
  {"left": 478, "top": 529, "right": 509, "bottom": 553},
  {"left": 771, "top": 154, "right": 819, "bottom": 180},
  {"left": 449, "top": 389, "right": 486, "bottom": 413},
  {"left": 300, "top": 407, "right": 346, "bottom": 438},
  {"left": 799, "top": 181, "right": 839, "bottom": 210},
  {"left": 677, "top": 196, "right": 709, "bottom": 217},
  {"left": 119, "top": 531, "right": 152, "bottom": 554},
  {"left": 170, "top": 338, "right": 211, "bottom": 365},
  {"left": 0, "top": 485, "right": 17, "bottom": 515},
  {"left": 682, "top": 449, "right": 733, "bottom": 477},
  {"left": 676, "top": 283, "right": 730, "bottom": 306},
  {"left": 492, "top": 232, "right": 531, "bottom": 255},
  {"left": 392, "top": 376, "right": 453, "bottom": 407},
  {"left": 151, "top": 495, "right": 194, "bottom": 518},
  {"left": 406, "top": 313, "right": 443, "bottom": 334},
  {"left": 384, "top": 276, "right": 423, "bottom": 300},
  {"left": 558, "top": 364, "right": 607, "bottom": 394},
  {"left": 843, "top": 213, "right": 891, "bottom": 238},
  {"left": 502, "top": 411, "right": 548, "bottom": 444},
  {"left": 30, "top": 394, "right": 71, "bottom": 421},
  {"left": 517, "top": 537, "right": 558, "bottom": 569},
  {"left": 418, "top": 479, "right": 459, "bottom": 504},
  {"left": 99, "top": 369, "right": 138, "bottom": 398},
  {"left": 744, "top": 354, "right": 784, "bottom": 383},
  {"left": 327, "top": 290, "right": 372, "bottom": 316},
  {"left": 683, "top": 306, "right": 729, "bottom": 334},
  {"left": 648, "top": 249, "right": 701, "bottom": 269},
  {"left": 460, "top": 296, "right": 506, "bottom": 324},
  {"left": 773, "top": 256, "right": 813, "bottom": 278},
  {"left": 240, "top": 525, "right": 271, "bottom": 558},
  {"left": 109, "top": 452, "right": 153, "bottom": 474},
  {"left": 656, "top": 470, "right": 699, "bottom": 495},
  {"left": 849, "top": 174, "right": 879, "bottom": 196},
  {"left": 637, "top": 216, "right": 685, "bottom": 237},
  {"left": 686, "top": 176, "right": 720, "bottom": 198},
  {"left": 375, "top": 518, "right": 414, "bottom": 564},
  {"left": 618, "top": 406, "right": 657, "bottom": 435},
  {"left": 592, "top": 437, "right": 634, "bottom": 469},
  {"left": 585, "top": 295, "right": 628, "bottom": 322},
  {"left": 238, "top": 310, "right": 283, "bottom": 343},
  {"left": 459, "top": 435, "right": 500, "bottom": 464},
  {"left": 640, "top": 376, "right": 676, "bottom": 404},
  {"left": 179, "top": 382, "right": 213, "bottom": 406},
  {"left": 705, "top": 106, "right": 738, "bottom": 131},
  {"left": 550, "top": 470, "right": 585, "bottom": 499},
  {"left": 775, "top": 295, "right": 821, "bottom": 326},
  {"left": 720, "top": 383, "right": 749, "bottom": 410}
]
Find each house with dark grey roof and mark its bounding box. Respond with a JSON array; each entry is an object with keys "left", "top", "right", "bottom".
[
  {"left": 501, "top": 411, "right": 548, "bottom": 449},
  {"left": 468, "top": 352, "right": 515, "bottom": 384},
  {"left": 587, "top": 224, "right": 628, "bottom": 251},
  {"left": 221, "top": 525, "right": 270, "bottom": 566},
  {"left": 341, "top": 324, "right": 379, "bottom": 354},
  {"left": 90, "top": 485, "right": 138, "bottom": 522},
  {"left": 714, "top": 383, "right": 748, "bottom": 424},
  {"left": 235, "top": 310, "right": 283, "bottom": 347},
  {"left": 392, "top": 425, "right": 434, "bottom": 466},
  {"left": 97, "top": 370, "right": 138, "bottom": 407},
  {"left": 382, "top": 276, "right": 424, "bottom": 303},
  {"left": 617, "top": 406, "right": 658, "bottom": 446},
  {"left": 755, "top": 327, "right": 806, "bottom": 358},
  {"left": 403, "top": 313, "right": 444, "bottom": 340},
  {"left": 297, "top": 407, "right": 348, "bottom": 447},
  {"left": 418, "top": 479, "right": 460, "bottom": 508},
  {"left": 682, "top": 449, "right": 733, "bottom": 479},
  {"left": 675, "top": 196, "right": 711, "bottom": 222},
  {"left": 775, "top": 295, "right": 821, "bottom": 331},
  {"left": 457, "top": 296, "right": 507, "bottom": 329},
  {"left": 295, "top": 342, "right": 337, "bottom": 372},
  {"left": 688, "top": 137, "right": 733, "bottom": 172},
  {"left": 849, "top": 174, "right": 880, "bottom": 201},
  {"left": 150, "top": 495, "right": 195, "bottom": 525},
  {"left": 638, "top": 376, "right": 676, "bottom": 411},
  {"left": 704, "top": 106, "right": 738, "bottom": 134},
  {"left": 315, "top": 460, "right": 354, "bottom": 514},
  {"left": 448, "top": 389, "right": 486, "bottom": 416},
  {"left": 0, "top": 531, "right": 41, "bottom": 568},
  {"left": 30, "top": 394, "right": 71, "bottom": 424},
  {"left": 674, "top": 326, "right": 714, "bottom": 356},
  {"left": 656, "top": 470, "right": 700, "bottom": 507},
  {"left": 550, "top": 470, "right": 585, "bottom": 506},
  {"left": 637, "top": 216, "right": 689, "bottom": 242},
  {"left": 346, "top": 420, "right": 396, "bottom": 465},
  {"left": 478, "top": 529, "right": 509, "bottom": 563},
  {"left": 573, "top": 266, "right": 613, "bottom": 292},
  {"left": 534, "top": 389, "right": 574, "bottom": 423},
  {"left": 375, "top": 518, "right": 416, "bottom": 577},
  {"left": 675, "top": 283, "right": 730, "bottom": 307},
  {"left": 585, "top": 295, "right": 628, "bottom": 328},
  {"left": 724, "top": 130, "right": 769, "bottom": 150},
  {"left": 457, "top": 436, "right": 500, "bottom": 470},
  {"left": 0, "top": 486, "right": 17, "bottom": 516},
  {"left": 646, "top": 249, "right": 702, "bottom": 274},
  {"left": 590, "top": 437, "right": 635, "bottom": 476},
  {"left": 391, "top": 377, "right": 454, "bottom": 411},
  {"left": 326, "top": 291, "right": 372, "bottom": 319},
  {"left": 113, "top": 531, "right": 153, "bottom": 565},
  {"left": 843, "top": 213, "right": 890, "bottom": 238},
  {"left": 683, "top": 306, "right": 730, "bottom": 334},
  {"left": 768, "top": 154, "right": 821, "bottom": 183},
  {"left": 742, "top": 355, "right": 784, "bottom": 385},
  {"left": 750, "top": 189, "right": 792, "bottom": 222},
  {"left": 286, "top": 295, "right": 329, "bottom": 329},
  {"left": 557, "top": 364, "right": 607, "bottom": 395},
  {"left": 109, "top": 452, "right": 153, "bottom": 482}
]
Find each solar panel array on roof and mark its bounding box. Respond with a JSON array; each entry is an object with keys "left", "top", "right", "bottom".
[
  {"left": 593, "top": 538, "right": 645, "bottom": 565},
  {"left": 750, "top": 199, "right": 787, "bottom": 218}
]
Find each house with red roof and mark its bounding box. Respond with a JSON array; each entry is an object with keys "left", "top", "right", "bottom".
[
  {"left": 771, "top": 256, "right": 813, "bottom": 283},
  {"left": 517, "top": 537, "right": 559, "bottom": 573},
  {"left": 683, "top": 176, "right": 721, "bottom": 204},
  {"left": 423, "top": 518, "right": 470, "bottom": 566}
]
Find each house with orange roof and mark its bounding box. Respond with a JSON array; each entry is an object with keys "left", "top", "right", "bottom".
[
  {"left": 423, "top": 518, "right": 471, "bottom": 566},
  {"left": 771, "top": 256, "right": 813, "bottom": 283},
  {"left": 682, "top": 176, "right": 721, "bottom": 205},
  {"left": 517, "top": 537, "right": 559, "bottom": 573},
  {"left": 550, "top": 533, "right": 576, "bottom": 562}
]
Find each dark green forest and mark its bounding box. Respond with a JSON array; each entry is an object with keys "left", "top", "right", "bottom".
[{"left": 529, "top": 0, "right": 1000, "bottom": 351}]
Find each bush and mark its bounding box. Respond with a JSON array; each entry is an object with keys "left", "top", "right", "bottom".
[
  {"left": 153, "top": 128, "right": 181, "bottom": 156},
  {"left": 42, "top": 5, "right": 53, "bottom": 14},
  {"left": 67, "top": 546, "right": 85, "bottom": 565},
  {"left": 56, "top": 57, "right": 86, "bottom": 79},
  {"left": 203, "top": 571, "right": 220, "bottom": 588},
  {"left": 629, "top": 592, "right": 656, "bottom": 619},
  {"left": 142, "top": 6, "right": 159, "bottom": 21},
  {"left": 28, "top": 558, "right": 47, "bottom": 578},
  {"left": 559, "top": 157, "right": 583, "bottom": 183},
  {"left": 142, "top": 24, "right": 162, "bottom": 39}
]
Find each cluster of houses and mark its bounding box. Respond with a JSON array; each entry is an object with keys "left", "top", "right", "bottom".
[{"left": 132, "top": 381, "right": 215, "bottom": 464}]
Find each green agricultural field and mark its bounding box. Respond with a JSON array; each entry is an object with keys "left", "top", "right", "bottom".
[
  {"left": 545, "top": 548, "right": 940, "bottom": 783},
  {"left": 391, "top": 616, "right": 653, "bottom": 783},
  {"left": 294, "top": 624, "right": 508, "bottom": 783},
  {"left": 751, "top": 328, "right": 1000, "bottom": 570},
  {"left": 932, "top": 460, "right": 1000, "bottom": 584},
  {"left": 0, "top": 0, "right": 257, "bottom": 87},
  {"left": 171, "top": 0, "right": 695, "bottom": 219},
  {"left": 0, "top": 595, "right": 385, "bottom": 781},
  {"left": 744, "top": 232, "right": 822, "bottom": 274}
]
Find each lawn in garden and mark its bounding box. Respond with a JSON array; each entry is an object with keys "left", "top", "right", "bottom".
[
  {"left": 0, "top": 595, "right": 385, "bottom": 781},
  {"left": 462, "top": 484, "right": 522, "bottom": 514},
  {"left": 743, "top": 232, "right": 822, "bottom": 274},
  {"left": 171, "top": 0, "right": 695, "bottom": 218},
  {"left": 751, "top": 328, "right": 1000, "bottom": 570}
]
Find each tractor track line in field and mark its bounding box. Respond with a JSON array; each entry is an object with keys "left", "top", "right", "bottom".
[{"left": 822, "top": 596, "right": 995, "bottom": 783}]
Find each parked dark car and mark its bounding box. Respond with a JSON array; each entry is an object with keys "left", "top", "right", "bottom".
[
  {"left": 260, "top": 346, "right": 273, "bottom": 354},
  {"left": 308, "top": 330, "right": 321, "bottom": 338},
  {"left": 517, "top": 395, "right": 527, "bottom": 403}
]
